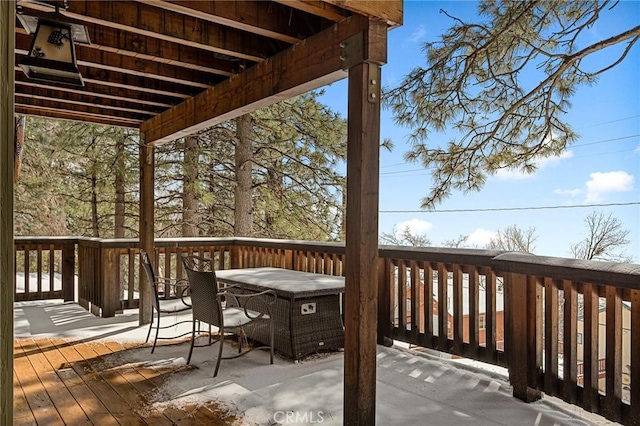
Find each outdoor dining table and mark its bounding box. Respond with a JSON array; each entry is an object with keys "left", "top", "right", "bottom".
[{"left": 215, "top": 267, "right": 345, "bottom": 360}]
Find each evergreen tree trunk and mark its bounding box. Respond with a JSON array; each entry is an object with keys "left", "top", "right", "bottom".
[
  {"left": 90, "top": 164, "right": 99, "bottom": 237},
  {"left": 234, "top": 115, "right": 253, "bottom": 237},
  {"left": 264, "top": 157, "right": 284, "bottom": 236},
  {"left": 114, "top": 134, "right": 126, "bottom": 238},
  {"left": 182, "top": 135, "right": 200, "bottom": 236}
]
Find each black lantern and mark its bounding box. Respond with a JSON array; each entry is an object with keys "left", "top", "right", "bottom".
[{"left": 17, "top": 11, "right": 90, "bottom": 87}]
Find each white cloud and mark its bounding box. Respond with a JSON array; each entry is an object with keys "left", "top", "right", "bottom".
[
  {"left": 494, "top": 150, "right": 573, "bottom": 180},
  {"left": 467, "top": 228, "right": 496, "bottom": 248},
  {"left": 407, "top": 25, "right": 426, "bottom": 44},
  {"left": 395, "top": 219, "right": 433, "bottom": 237},
  {"left": 585, "top": 171, "right": 635, "bottom": 202}
]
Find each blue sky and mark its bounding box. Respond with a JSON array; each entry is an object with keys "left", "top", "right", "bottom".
[{"left": 318, "top": 1, "right": 640, "bottom": 262}]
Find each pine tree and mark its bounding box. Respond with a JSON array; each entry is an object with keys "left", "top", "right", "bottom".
[{"left": 385, "top": 1, "right": 640, "bottom": 207}]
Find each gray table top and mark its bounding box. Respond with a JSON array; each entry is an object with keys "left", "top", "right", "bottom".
[{"left": 215, "top": 267, "right": 345, "bottom": 299}]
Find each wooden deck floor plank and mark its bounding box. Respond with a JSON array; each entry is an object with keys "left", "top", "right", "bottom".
[
  {"left": 192, "top": 404, "right": 240, "bottom": 425},
  {"left": 51, "top": 339, "right": 146, "bottom": 420},
  {"left": 13, "top": 371, "right": 37, "bottom": 425},
  {"left": 70, "top": 342, "right": 156, "bottom": 423},
  {"left": 100, "top": 368, "right": 176, "bottom": 426},
  {"left": 161, "top": 406, "right": 208, "bottom": 425},
  {"left": 101, "top": 343, "right": 234, "bottom": 425},
  {"left": 74, "top": 341, "right": 178, "bottom": 426},
  {"left": 13, "top": 339, "right": 65, "bottom": 425},
  {"left": 15, "top": 336, "right": 235, "bottom": 426},
  {"left": 112, "top": 412, "right": 149, "bottom": 426},
  {"left": 13, "top": 416, "right": 38, "bottom": 426},
  {"left": 24, "top": 338, "right": 93, "bottom": 425},
  {"left": 71, "top": 340, "right": 175, "bottom": 426},
  {"left": 33, "top": 338, "right": 121, "bottom": 425}
]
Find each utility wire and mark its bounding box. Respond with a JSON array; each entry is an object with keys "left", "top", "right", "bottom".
[
  {"left": 380, "top": 136, "right": 639, "bottom": 176},
  {"left": 380, "top": 129, "right": 639, "bottom": 170},
  {"left": 380, "top": 201, "right": 640, "bottom": 214}
]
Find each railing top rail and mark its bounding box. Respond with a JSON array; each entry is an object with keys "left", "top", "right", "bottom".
[
  {"left": 492, "top": 252, "right": 640, "bottom": 290},
  {"left": 14, "top": 236, "right": 78, "bottom": 245},
  {"left": 379, "top": 245, "right": 505, "bottom": 266}
]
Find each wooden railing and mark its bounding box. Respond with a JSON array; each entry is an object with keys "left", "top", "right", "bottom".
[
  {"left": 12, "top": 236, "right": 640, "bottom": 424},
  {"left": 14, "top": 237, "right": 75, "bottom": 302},
  {"left": 493, "top": 253, "right": 640, "bottom": 424},
  {"left": 377, "top": 246, "right": 508, "bottom": 368}
]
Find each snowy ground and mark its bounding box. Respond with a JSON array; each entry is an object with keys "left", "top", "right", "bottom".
[{"left": 13, "top": 300, "right": 616, "bottom": 425}]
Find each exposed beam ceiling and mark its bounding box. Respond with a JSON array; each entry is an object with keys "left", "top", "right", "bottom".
[{"left": 14, "top": 0, "right": 402, "bottom": 132}]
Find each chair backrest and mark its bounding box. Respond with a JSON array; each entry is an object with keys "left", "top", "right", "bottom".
[
  {"left": 181, "top": 255, "right": 223, "bottom": 327},
  {"left": 140, "top": 250, "right": 160, "bottom": 310}
]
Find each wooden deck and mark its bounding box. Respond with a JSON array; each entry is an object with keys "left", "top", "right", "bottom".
[{"left": 13, "top": 338, "right": 238, "bottom": 425}]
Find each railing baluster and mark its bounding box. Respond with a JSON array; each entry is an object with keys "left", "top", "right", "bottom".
[
  {"left": 468, "top": 265, "right": 479, "bottom": 356},
  {"left": 128, "top": 248, "right": 135, "bottom": 304},
  {"left": 410, "top": 261, "right": 419, "bottom": 337},
  {"left": 544, "top": 277, "right": 559, "bottom": 396},
  {"left": 452, "top": 263, "right": 463, "bottom": 352},
  {"left": 24, "top": 246, "right": 29, "bottom": 297},
  {"left": 437, "top": 263, "right": 447, "bottom": 349},
  {"left": 397, "top": 260, "right": 406, "bottom": 335},
  {"left": 48, "top": 245, "right": 55, "bottom": 295},
  {"left": 583, "top": 282, "right": 600, "bottom": 413},
  {"left": 36, "top": 245, "right": 43, "bottom": 299},
  {"left": 485, "top": 268, "right": 497, "bottom": 356},
  {"left": 562, "top": 279, "right": 578, "bottom": 404},
  {"left": 604, "top": 286, "right": 623, "bottom": 422},
  {"left": 423, "top": 262, "right": 433, "bottom": 342},
  {"left": 377, "top": 257, "right": 391, "bottom": 344},
  {"left": 531, "top": 276, "right": 544, "bottom": 390}
]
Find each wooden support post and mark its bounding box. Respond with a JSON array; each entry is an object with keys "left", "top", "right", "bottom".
[
  {"left": 0, "top": 1, "right": 15, "bottom": 423},
  {"left": 62, "top": 242, "right": 75, "bottom": 301},
  {"left": 139, "top": 134, "right": 154, "bottom": 325},
  {"left": 230, "top": 246, "right": 241, "bottom": 269},
  {"left": 343, "top": 18, "right": 387, "bottom": 426},
  {"left": 507, "top": 273, "right": 542, "bottom": 402},
  {"left": 101, "top": 247, "right": 119, "bottom": 317}
]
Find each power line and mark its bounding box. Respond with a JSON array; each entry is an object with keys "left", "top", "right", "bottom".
[
  {"left": 380, "top": 132, "right": 640, "bottom": 175},
  {"left": 571, "top": 134, "right": 639, "bottom": 148},
  {"left": 578, "top": 115, "right": 640, "bottom": 129},
  {"left": 380, "top": 201, "right": 640, "bottom": 214},
  {"left": 380, "top": 136, "right": 639, "bottom": 176}
]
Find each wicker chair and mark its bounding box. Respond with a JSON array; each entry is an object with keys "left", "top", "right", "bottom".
[
  {"left": 141, "top": 250, "right": 192, "bottom": 353},
  {"left": 181, "top": 254, "right": 276, "bottom": 377}
]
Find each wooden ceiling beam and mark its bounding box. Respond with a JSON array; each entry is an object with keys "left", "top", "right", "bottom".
[
  {"left": 16, "top": 105, "right": 141, "bottom": 128},
  {"left": 15, "top": 14, "right": 239, "bottom": 76},
  {"left": 14, "top": 76, "right": 175, "bottom": 108},
  {"left": 137, "top": 0, "right": 318, "bottom": 44},
  {"left": 271, "top": 0, "right": 349, "bottom": 22},
  {"left": 15, "top": 84, "right": 162, "bottom": 116},
  {"left": 141, "top": 15, "right": 378, "bottom": 144},
  {"left": 77, "top": 65, "right": 198, "bottom": 99},
  {"left": 323, "top": 0, "right": 403, "bottom": 27},
  {"left": 16, "top": 33, "right": 219, "bottom": 88},
  {"left": 19, "top": 0, "right": 275, "bottom": 62},
  {"left": 15, "top": 96, "right": 146, "bottom": 125},
  {"left": 78, "top": 24, "right": 238, "bottom": 76},
  {"left": 14, "top": 53, "right": 199, "bottom": 99}
]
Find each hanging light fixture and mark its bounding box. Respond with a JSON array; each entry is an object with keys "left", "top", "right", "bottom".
[{"left": 17, "top": 5, "right": 90, "bottom": 87}]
